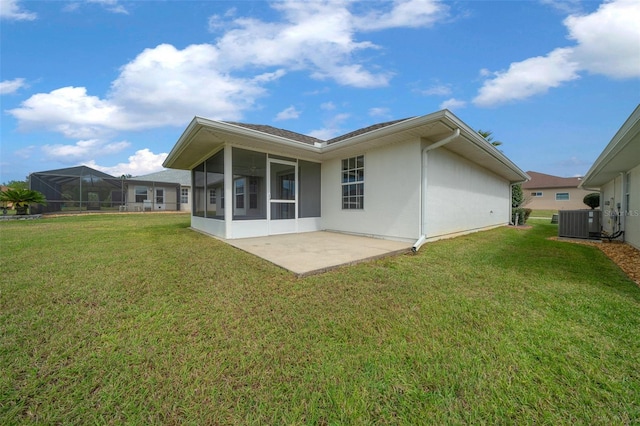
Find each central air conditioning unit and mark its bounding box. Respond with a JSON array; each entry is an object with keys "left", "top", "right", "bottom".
[{"left": 558, "top": 210, "right": 601, "bottom": 239}]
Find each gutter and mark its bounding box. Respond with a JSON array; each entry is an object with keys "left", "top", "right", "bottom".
[{"left": 412, "top": 128, "right": 460, "bottom": 253}]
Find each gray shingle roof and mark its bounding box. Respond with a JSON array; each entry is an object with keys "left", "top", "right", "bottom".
[
  {"left": 225, "top": 117, "right": 415, "bottom": 145},
  {"left": 135, "top": 169, "right": 191, "bottom": 186},
  {"left": 224, "top": 122, "right": 325, "bottom": 145},
  {"left": 327, "top": 117, "right": 414, "bottom": 144}
]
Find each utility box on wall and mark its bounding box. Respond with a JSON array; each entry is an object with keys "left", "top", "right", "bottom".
[{"left": 558, "top": 210, "right": 601, "bottom": 239}]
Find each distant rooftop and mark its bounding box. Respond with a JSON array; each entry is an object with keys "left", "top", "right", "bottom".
[{"left": 522, "top": 171, "right": 583, "bottom": 189}]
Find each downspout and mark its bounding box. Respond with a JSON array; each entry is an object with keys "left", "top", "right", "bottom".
[
  {"left": 412, "top": 128, "right": 460, "bottom": 253},
  {"left": 619, "top": 172, "right": 626, "bottom": 242}
]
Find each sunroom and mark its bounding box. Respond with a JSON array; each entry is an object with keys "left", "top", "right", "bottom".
[{"left": 167, "top": 118, "right": 323, "bottom": 239}]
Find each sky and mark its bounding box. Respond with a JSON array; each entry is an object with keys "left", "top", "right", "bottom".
[{"left": 1, "top": 0, "right": 639, "bottom": 183}]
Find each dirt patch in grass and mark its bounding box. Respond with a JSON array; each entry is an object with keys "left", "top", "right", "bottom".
[{"left": 552, "top": 238, "right": 640, "bottom": 286}]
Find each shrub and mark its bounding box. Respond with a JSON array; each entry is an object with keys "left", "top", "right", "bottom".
[
  {"left": 512, "top": 207, "right": 532, "bottom": 225},
  {"left": 583, "top": 192, "right": 600, "bottom": 209}
]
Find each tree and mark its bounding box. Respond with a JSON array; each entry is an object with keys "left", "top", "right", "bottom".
[
  {"left": 583, "top": 193, "right": 600, "bottom": 209},
  {"left": 1, "top": 179, "right": 28, "bottom": 190},
  {"left": 512, "top": 183, "right": 523, "bottom": 208},
  {"left": 478, "top": 129, "right": 503, "bottom": 147},
  {"left": 0, "top": 188, "right": 47, "bottom": 215}
]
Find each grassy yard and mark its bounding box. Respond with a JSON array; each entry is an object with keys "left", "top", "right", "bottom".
[
  {"left": 530, "top": 209, "right": 557, "bottom": 219},
  {"left": 1, "top": 214, "right": 639, "bottom": 424}
]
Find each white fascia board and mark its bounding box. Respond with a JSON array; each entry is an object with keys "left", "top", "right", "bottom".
[
  {"left": 581, "top": 104, "right": 640, "bottom": 188},
  {"left": 164, "top": 111, "right": 529, "bottom": 183},
  {"left": 163, "top": 116, "right": 203, "bottom": 169},
  {"left": 443, "top": 111, "right": 529, "bottom": 183},
  {"left": 322, "top": 110, "right": 446, "bottom": 154}
]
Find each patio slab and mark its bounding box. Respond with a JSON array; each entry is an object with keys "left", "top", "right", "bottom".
[{"left": 221, "top": 231, "right": 413, "bottom": 277}]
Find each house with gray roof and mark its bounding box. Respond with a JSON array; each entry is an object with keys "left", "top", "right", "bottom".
[
  {"left": 135, "top": 169, "right": 192, "bottom": 212},
  {"left": 163, "top": 109, "right": 529, "bottom": 250}
]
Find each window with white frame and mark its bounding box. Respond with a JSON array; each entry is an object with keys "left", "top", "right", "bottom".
[
  {"left": 341, "top": 155, "right": 364, "bottom": 210},
  {"left": 180, "top": 188, "right": 189, "bottom": 204},
  {"left": 209, "top": 189, "right": 216, "bottom": 205},
  {"left": 531, "top": 191, "right": 543, "bottom": 197},
  {"left": 555, "top": 192, "right": 570, "bottom": 201},
  {"left": 135, "top": 186, "right": 147, "bottom": 203}
]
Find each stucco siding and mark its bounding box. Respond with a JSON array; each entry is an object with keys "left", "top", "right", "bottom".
[
  {"left": 625, "top": 164, "right": 640, "bottom": 249},
  {"left": 321, "top": 138, "right": 422, "bottom": 242},
  {"left": 523, "top": 187, "right": 593, "bottom": 210},
  {"left": 601, "top": 175, "right": 623, "bottom": 235},
  {"left": 425, "top": 148, "right": 510, "bottom": 238}
]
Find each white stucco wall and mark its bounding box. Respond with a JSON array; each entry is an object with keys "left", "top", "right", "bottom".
[
  {"left": 321, "top": 138, "right": 422, "bottom": 242},
  {"left": 424, "top": 147, "right": 510, "bottom": 239},
  {"left": 624, "top": 164, "right": 639, "bottom": 249},
  {"left": 600, "top": 175, "right": 623, "bottom": 236}
]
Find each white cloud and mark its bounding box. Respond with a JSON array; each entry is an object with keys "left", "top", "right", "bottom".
[
  {"left": 14, "top": 145, "right": 35, "bottom": 159},
  {"left": 9, "top": 86, "right": 124, "bottom": 137},
  {"left": 275, "top": 106, "right": 301, "bottom": 121},
  {"left": 42, "top": 139, "right": 130, "bottom": 163},
  {"left": 565, "top": 0, "right": 640, "bottom": 78},
  {"left": 307, "top": 113, "right": 351, "bottom": 140},
  {"left": 440, "top": 98, "right": 466, "bottom": 110},
  {"left": 369, "top": 107, "right": 391, "bottom": 117},
  {"left": 9, "top": 1, "right": 452, "bottom": 138},
  {"left": 473, "top": 48, "right": 580, "bottom": 107},
  {"left": 417, "top": 83, "right": 452, "bottom": 96},
  {"left": 354, "top": 0, "right": 448, "bottom": 31},
  {"left": 540, "top": 0, "right": 583, "bottom": 14},
  {"left": 0, "top": 0, "right": 36, "bottom": 20},
  {"left": 85, "top": 149, "right": 167, "bottom": 177},
  {"left": 473, "top": 0, "right": 639, "bottom": 107},
  {"left": 0, "top": 78, "right": 26, "bottom": 94},
  {"left": 320, "top": 101, "right": 336, "bottom": 110},
  {"left": 9, "top": 44, "right": 268, "bottom": 135},
  {"left": 87, "top": 0, "right": 128, "bottom": 15},
  {"left": 109, "top": 43, "right": 266, "bottom": 125}
]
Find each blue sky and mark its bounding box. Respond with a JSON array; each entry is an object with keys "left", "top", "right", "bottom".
[{"left": 1, "top": 0, "right": 639, "bottom": 183}]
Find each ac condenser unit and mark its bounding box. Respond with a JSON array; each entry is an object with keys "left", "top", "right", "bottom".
[{"left": 558, "top": 210, "right": 601, "bottom": 239}]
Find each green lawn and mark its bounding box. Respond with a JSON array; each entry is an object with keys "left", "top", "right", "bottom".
[
  {"left": 1, "top": 214, "right": 639, "bottom": 424},
  {"left": 530, "top": 209, "right": 557, "bottom": 219}
]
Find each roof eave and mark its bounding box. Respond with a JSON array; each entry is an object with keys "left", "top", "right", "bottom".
[{"left": 580, "top": 104, "right": 640, "bottom": 189}]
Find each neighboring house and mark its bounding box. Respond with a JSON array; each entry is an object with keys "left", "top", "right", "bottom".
[
  {"left": 0, "top": 185, "right": 13, "bottom": 211},
  {"left": 135, "top": 169, "right": 192, "bottom": 212},
  {"left": 522, "top": 171, "right": 593, "bottom": 211},
  {"left": 29, "top": 166, "right": 183, "bottom": 213},
  {"left": 163, "top": 109, "right": 528, "bottom": 249},
  {"left": 580, "top": 105, "right": 640, "bottom": 250}
]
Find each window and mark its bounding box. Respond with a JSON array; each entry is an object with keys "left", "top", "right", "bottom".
[
  {"left": 625, "top": 172, "right": 631, "bottom": 215},
  {"left": 531, "top": 191, "right": 543, "bottom": 197},
  {"left": 235, "top": 179, "right": 245, "bottom": 209},
  {"left": 180, "top": 188, "right": 189, "bottom": 204},
  {"left": 209, "top": 189, "right": 216, "bottom": 205},
  {"left": 135, "top": 186, "right": 147, "bottom": 203},
  {"left": 155, "top": 188, "right": 164, "bottom": 204},
  {"left": 556, "top": 192, "right": 570, "bottom": 201},
  {"left": 341, "top": 155, "right": 364, "bottom": 209}
]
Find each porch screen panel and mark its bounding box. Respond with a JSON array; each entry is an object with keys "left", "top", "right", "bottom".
[
  {"left": 206, "top": 150, "right": 225, "bottom": 219},
  {"left": 299, "top": 160, "right": 321, "bottom": 218},
  {"left": 193, "top": 163, "right": 205, "bottom": 217},
  {"left": 232, "top": 148, "right": 266, "bottom": 220}
]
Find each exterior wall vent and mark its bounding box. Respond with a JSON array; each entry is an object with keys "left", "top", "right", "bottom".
[{"left": 558, "top": 210, "right": 601, "bottom": 239}]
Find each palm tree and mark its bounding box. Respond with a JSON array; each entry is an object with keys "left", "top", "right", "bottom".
[
  {"left": 0, "top": 188, "right": 47, "bottom": 215},
  {"left": 478, "top": 129, "right": 503, "bottom": 147}
]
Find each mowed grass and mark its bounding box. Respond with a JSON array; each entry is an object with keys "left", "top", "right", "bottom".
[
  {"left": 1, "top": 214, "right": 639, "bottom": 424},
  {"left": 530, "top": 209, "right": 557, "bottom": 219}
]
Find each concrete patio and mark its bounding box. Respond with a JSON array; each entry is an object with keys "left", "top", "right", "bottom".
[{"left": 220, "top": 231, "right": 413, "bottom": 277}]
